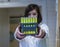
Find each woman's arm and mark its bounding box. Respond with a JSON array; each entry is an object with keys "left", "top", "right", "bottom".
[
  {"left": 14, "top": 25, "right": 25, "bottom": 41},
  {"left": 35, "top": 24, "right": 49, "bottom": 38}
]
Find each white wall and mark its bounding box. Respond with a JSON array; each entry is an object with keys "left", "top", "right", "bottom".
[
  {"left": 46, "top": 0, "right": 56, "bottom": 47},
  {"left": 0, "top": 0, "right": 8, "bottom": 2}
]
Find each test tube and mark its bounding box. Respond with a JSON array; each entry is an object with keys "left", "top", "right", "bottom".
[
  {"left": 31, "top": 18, "right": 32, "bottom": 23},
  {"left": 32, "top": 18, "right": 33, "bottom": 23},
  {"left": 26, "top": 18, "right": 27, "bottom": 23},
  {"left": 31, "top": 31, "right": 32, "bottom": 34},
  {"left": 24, "top": 18, "right": 25, "bottom": 23},
  {"left": 33, "top": 18, "right": 34, "bottom": 23},
  {"left": 27, "top": 18, "right": 28, "bottom": 23},
  {"left": 35, "top": 18, "right": 37, "bottom": 23},
  {"left": 30, "top": 18, "right": 31, "bottom": 23},
  {"left": 28, "top": 18, "right": 29, "bottom": 23},
  {"left": 29, "top": 31, "right": 30, "bottom": 34},
  {"left": 23, "top": 18, "right": 24, "bottom": 23},
  {"left": 21, "top": 18, "right": 23, "bottom": 23}
]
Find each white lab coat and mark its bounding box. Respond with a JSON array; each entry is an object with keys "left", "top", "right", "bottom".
[{"left": 14, "top": 23, "right": 49, "bottom": 47}]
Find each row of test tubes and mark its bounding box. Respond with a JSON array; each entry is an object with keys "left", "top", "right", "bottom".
[
  {"left": 21, "top": 17, "right": 37, "bottom": 23},
  {"left": 23, "top": 31, "right": 35, "bottom": 34},
  {"left": 23, "top": 28, "right": 37, "bottom": 34},
  {"left": 24, "top": 25, "right": 35, "bottom": 27}
]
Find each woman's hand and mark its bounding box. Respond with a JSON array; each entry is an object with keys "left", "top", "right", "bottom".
[
  {"left": 16, "top": 25, "right": 26, "bottom": 40},
  {"left": 16, "top": 31, "right": 25, "bottom": 39},
  {"left": 34, "top": 27, "right": 46, "bottom": 38}
]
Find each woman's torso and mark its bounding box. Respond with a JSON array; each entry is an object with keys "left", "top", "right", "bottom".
[{"left": 18, "top": 23, "right": 48, "bottom": 47}]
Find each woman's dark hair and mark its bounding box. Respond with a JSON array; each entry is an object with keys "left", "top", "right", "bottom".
[{"left": 24, "top": 4, "right": 42, "bottom": 24}]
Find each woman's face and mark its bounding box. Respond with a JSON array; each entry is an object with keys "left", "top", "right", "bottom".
[{"left": 28, "top": 9, "right": 38, "bottom": 17}]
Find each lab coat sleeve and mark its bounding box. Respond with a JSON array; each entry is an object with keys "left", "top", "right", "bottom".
[
  {"left": 39, "top": 24, "right": 49, "bottom": 38},
  {"left": 14, "top": 25, "right": 21, "bottom": 42}
]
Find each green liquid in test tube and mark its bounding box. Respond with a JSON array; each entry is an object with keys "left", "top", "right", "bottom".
[
  {"left": 25, "top": 18, "right": 26, "bottom": 23},
  {"left": 35, "top": 18, "right": 36, "bottom": 23},
  {"left": 29, "top": 18, "right": 30, "bottom": 23},
  {"left": 24, "top": 18, "right": 26, "bottom": 23},
  {"left": 34, "top": 18, "right": 37, "bottom": 23},
  {"left": 26, "top": 18, "right": 27, "bottom": 23},
  {"left": 27, "top": 18, "right": 28, "bottom": 23},
  {"left": 32, "top": 18, "right": 33, "bottom": 23},
  {"left": 28, "top": 18, "right": 29, "bottom": 23},
  {"left": 32, "top": 18, "right": 33, "bottom": 22},
  {"left": 33, "top": 18, "right": 34, "bottom": 23},
  {"left": 23, "top": 18, "right": 25, "bottom": 23},
  {"left": 34, "top": 18, "right": 35, "bottom": 23},
  {"left": 33, "top": 18, "right": 35, "bottom": 23},
  {"left": 30, "top": 18, "right": 31, "bottom": 23},
  {"left": 22, "top": 18, "right": 23, "bottom": 23},
  {"left": 21, "top": 18, "right": 23, "bottom": 23},
  {"left": 36, "top": 18, "right": 37, "bottom": 23},
  {"left": 23, "top": 18, "right": 24, "bottom": 23},
  {"left": 26, "top": 17, "right": 27, "bottom": 23},
  {"left": 31, "top": 18, "right": 32, "bottom": 23}
]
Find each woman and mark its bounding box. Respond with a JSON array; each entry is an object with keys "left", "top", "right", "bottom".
[{"left": 14, "top": 4, "right": 49, "bottom": 47}]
